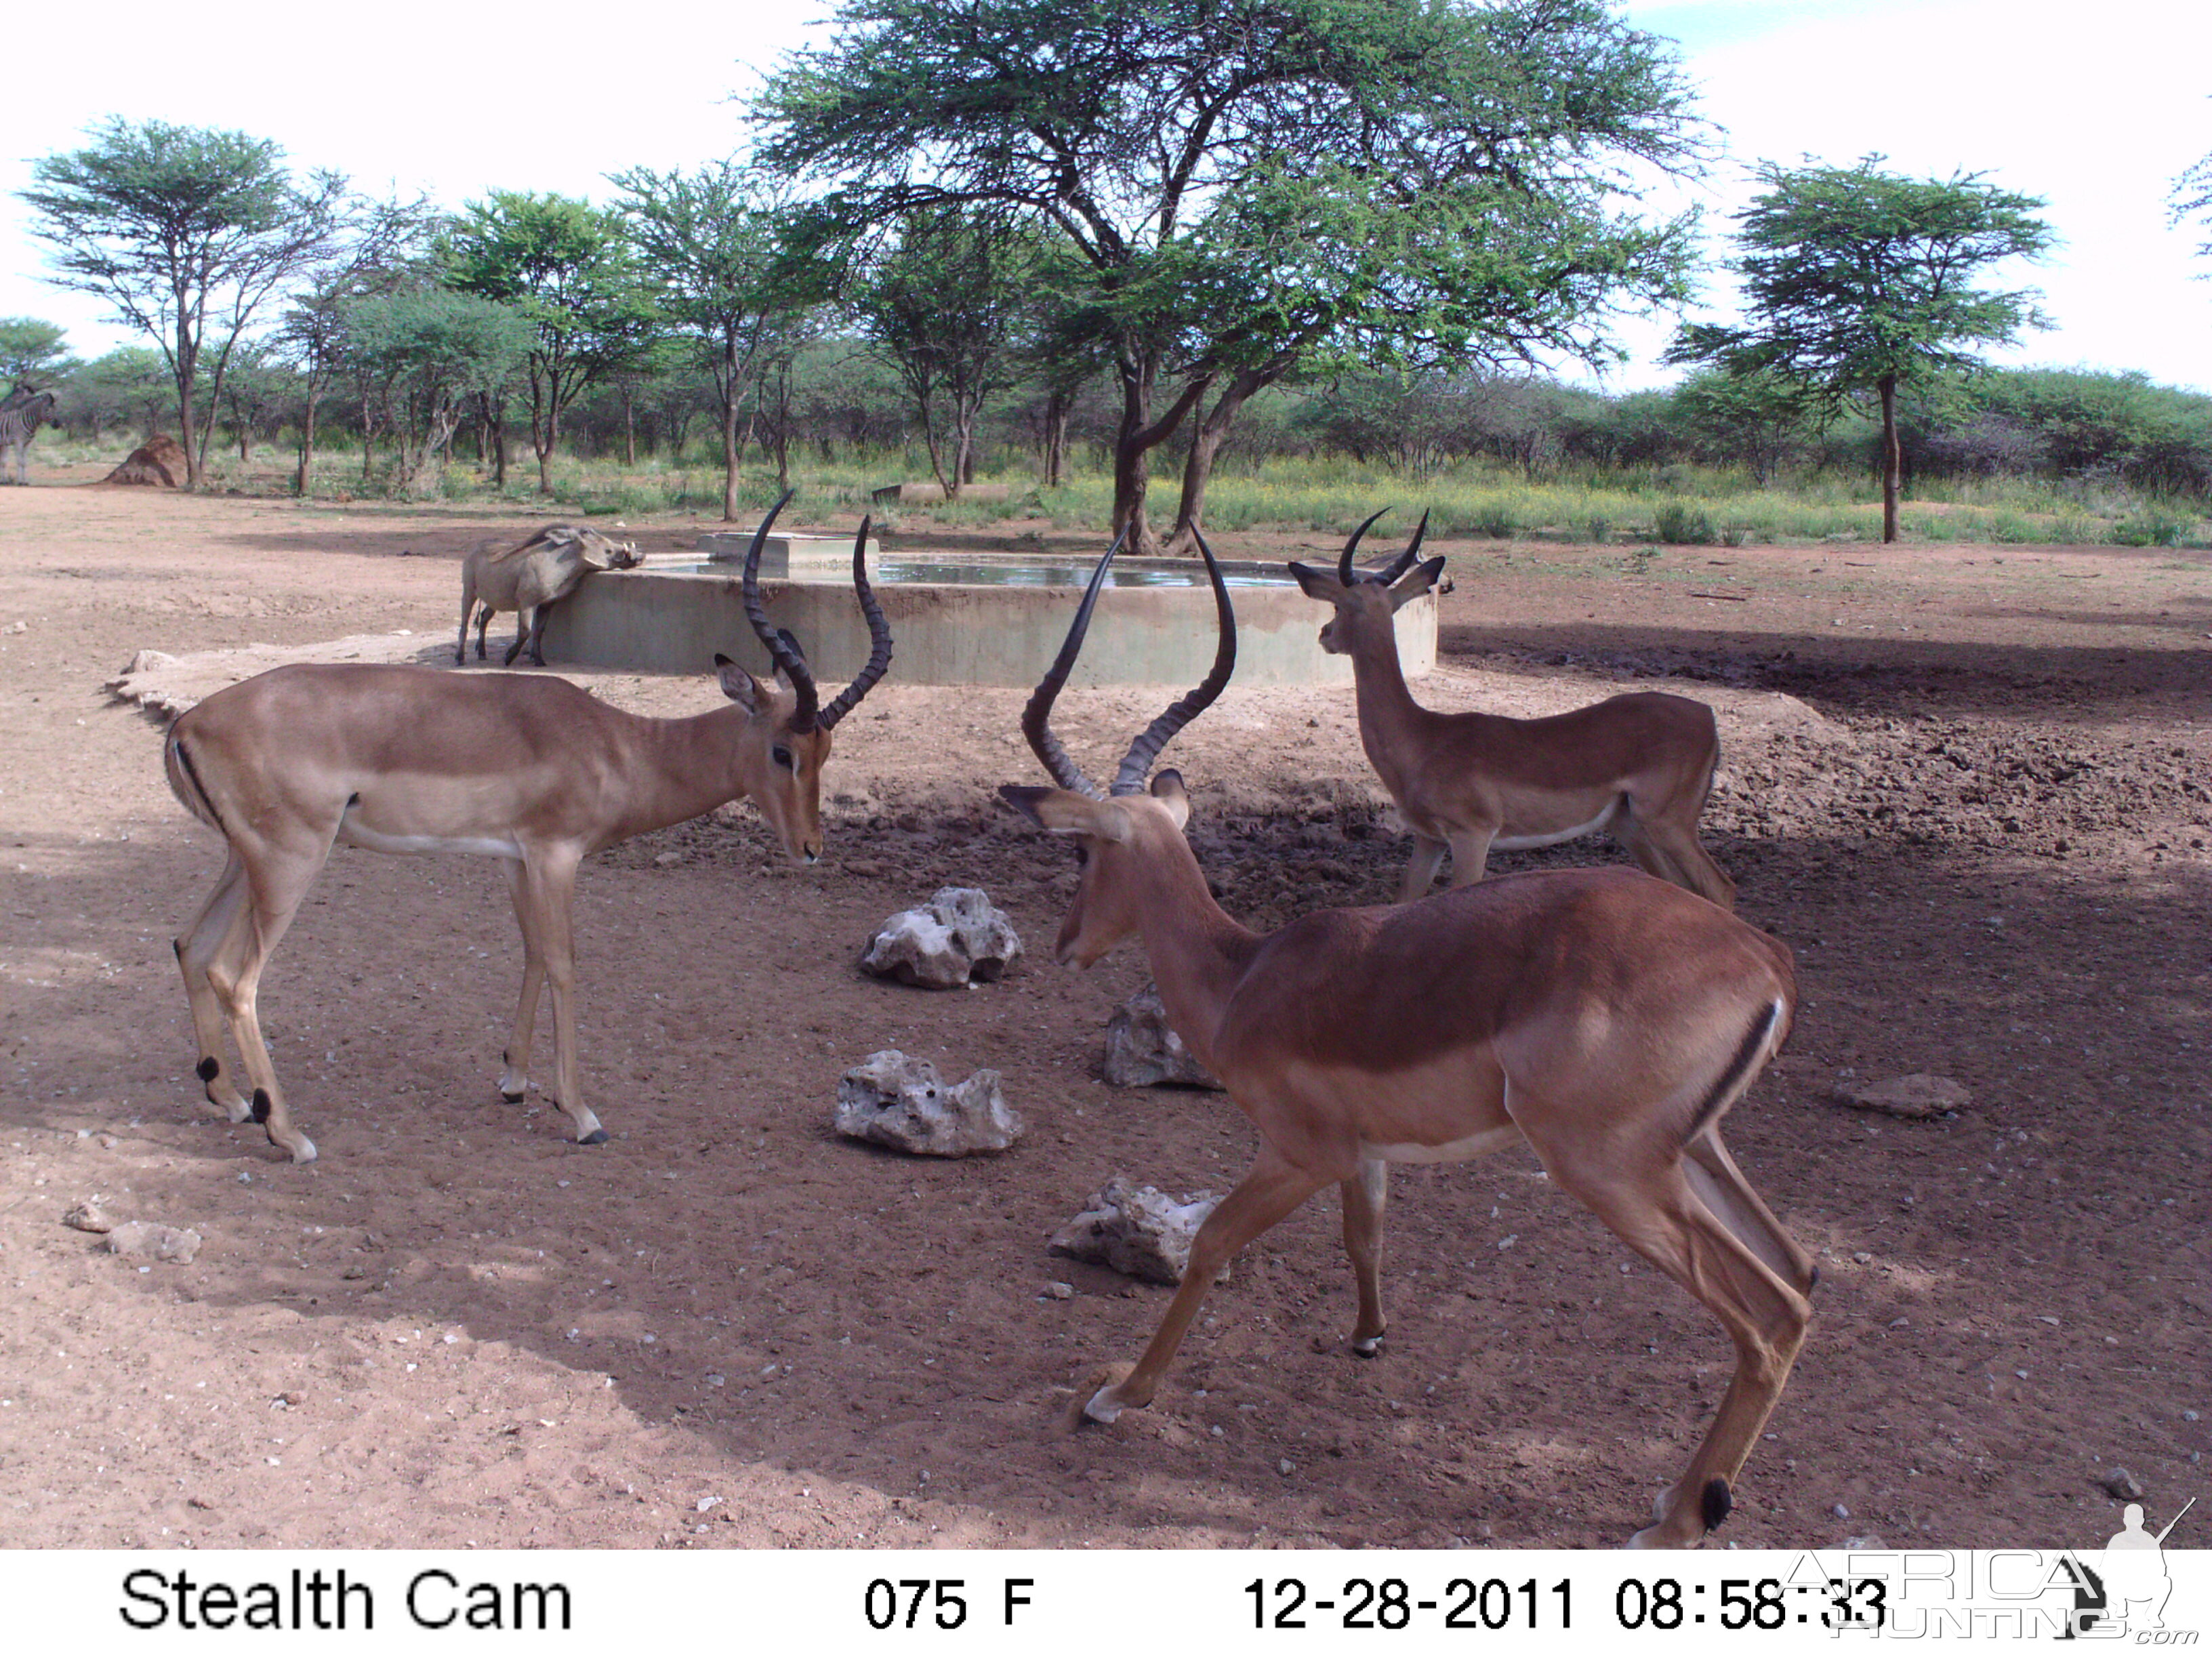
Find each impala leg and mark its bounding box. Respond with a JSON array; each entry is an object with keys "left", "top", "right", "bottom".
[
  {"left": 474, "top": 604, "right": 493, "bottom": 661},
  {"left": 497, "top": 857, "right": 544, "bottom": 1102},
  {"left": 1399, "top": 836, "right": 1448, "bottom": 903},
  {"left": 1682, "top": 1128, "right": 1817, "bottom": 1298},
  {"left": 203, "top": 836, "right": 333, "bottom": 1164},
  {"left": 1620, "top": 803, "right": 1736, "bottom": 911},
  {"left": 173, "top": 853, "right": 255, "bottom": 1122},
  {"left": 1340, "top": 1157, "right": 1390, "bottom": 1355},
  {"left": 516, "top": 850, "right": 605, "bottom": 1145},
  {"left": 1443, "top": 825, "right": 1496, "bottom": 888},
  {"left": 1532, "top": 1128, "right": 1808, "bottom": 1548},
  {"left": 1084, "top": 1151, "right": 1330, "bottom": 1424}
]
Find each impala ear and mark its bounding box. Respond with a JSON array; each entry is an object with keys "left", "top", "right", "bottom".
[
  {"left": 1388, "top": 555, "right": 1450, "bottom": 609},
  {"left": 715, "top": 653, "right": 773, "bottom": 713},
  {"left": 996, "top": 785, "right": 1132, "bottom": 843},
  {"left": 1149, "top": 769, "right": 1191, "bottom": 829},
  {"left": 1288, "top": 560, "right": 1346, "bottom": 602}
]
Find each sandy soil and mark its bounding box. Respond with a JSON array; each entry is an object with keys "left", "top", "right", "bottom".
[{"left": 1, "top": 458, "right": 2207, "bottom": 1552}]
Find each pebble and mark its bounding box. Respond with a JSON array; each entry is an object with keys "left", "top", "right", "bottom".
[
  {"left": 62, "top": 1200, "right": 115, "bottom": 1234},
  {"left": 1277, "top": 1459, "right": 1296, "bottom": 1477},
  {"left": 1042, "top": 1282, "right": 1073, "bottom": 1300},
  {"left": 2105, "top": 1467, "right": 2145, "bottom": 1501},
  {"left": 1831, "top": 1504, "right": 1851, "bottom": 1519}
]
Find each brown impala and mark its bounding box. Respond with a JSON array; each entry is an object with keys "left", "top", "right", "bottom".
[
  {"left": 1290, "top": 512, "right": 1736, "bottom": 908},
  {"left": 163, "top": 493, "right": 891, "bottom": 1162},
  {"left": 1000, "top": 532, "right": 1812, "bottom": 1548}
]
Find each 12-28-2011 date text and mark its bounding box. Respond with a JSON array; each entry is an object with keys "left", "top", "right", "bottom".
[{"left": 1246, "top": 1576, "right": 1570, "bottom": 1631}]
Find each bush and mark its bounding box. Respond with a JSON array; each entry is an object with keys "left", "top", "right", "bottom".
[
  {"left": 1653, "top": 501, "right": 1715, "bottom": 544},
  {"left": 2111, "top": 503, "right": 2197, "bottom": 547}
]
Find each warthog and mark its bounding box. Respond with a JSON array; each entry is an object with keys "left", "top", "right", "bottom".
[{"left": 457, "top": 525, "right": 641, "bottom": 668}]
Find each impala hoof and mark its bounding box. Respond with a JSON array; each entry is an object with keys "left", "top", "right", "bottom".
[
  {"left": 288, "top": 1134, "right": 318, "bottom": 1165},
  {"left": 1351, "top": 1331, "right": 1386, "bottom": 1357},
  {"left": 500, "top": 1088, "right": 527, "bottom": 1105},
  {"left": 1082, "top": 1389, "right": 1124, "bottom": 1425},
  {"left": 577, "top": 1128, "right": 609, "bottom": 1146}
]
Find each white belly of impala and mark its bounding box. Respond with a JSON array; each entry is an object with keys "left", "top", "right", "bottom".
[
  {"left": 337, "top": 815, "right": 522, "bottom": 860},
  {"left": 1492, "top": 804, "right": 1619, "bottom": 852},
  {"left": 1360, "top": 1124, "right": 1525, "bottom": 1164}
]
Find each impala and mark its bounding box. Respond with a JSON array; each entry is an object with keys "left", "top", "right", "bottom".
[
  {"left": 999, "top": 533, "right": 1813, "bottom": 1548},
  {"left": 1291, "top": 512, "right": 1736, "bottom": 909},
  {"left": 163, "top": 493, "right": 891, "bottom": 1163}
]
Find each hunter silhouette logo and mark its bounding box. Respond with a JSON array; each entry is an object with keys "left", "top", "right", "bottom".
[{"left": 2058, "top": 1495, "right": 2196, "bottom": 1639}]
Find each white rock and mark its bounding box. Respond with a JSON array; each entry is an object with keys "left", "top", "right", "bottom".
[
  {"left": 834, "top": 1051, "right": 1023, "bottom": 1156},
  {"left": 1049, "top": 1176, "right": 1221, "bottom": 1286},
  {"left": 1102, "top": 983, "right": 1223, "bottom": 1090},
  {"left": 861, "top": 887, "right": 1023, "bottom": 989}
]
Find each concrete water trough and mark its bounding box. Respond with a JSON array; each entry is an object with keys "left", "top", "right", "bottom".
[{"left": 541, "top": 532, "right": 1436, "bottom": 687}]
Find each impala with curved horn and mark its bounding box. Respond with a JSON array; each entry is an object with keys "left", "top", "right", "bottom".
[
  {"left": 999, "top": 533, "right": 1812, "bottom": 1548},
  {"left": 1292, "top": 512, "right": 1736, "bottom": 909},
  {"left": 165, "top": 491, "right": 893, "bottom": 1162}
]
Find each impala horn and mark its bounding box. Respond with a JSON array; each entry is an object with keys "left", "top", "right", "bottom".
[
  {"left": 818, "top": 516, "right": 895, "bottom": 731},
  {"left": 739, "top": 495, "right": 896, "bottom": 732},
  {"left": 741, "top": 490, "right": 818, "bottom": 730},
  {"left": 1338, "top": 508, "right": 1429, "bottom": 588},
  {"left": 1018, "top": 528, "right": 1237, "bottom": 798}
]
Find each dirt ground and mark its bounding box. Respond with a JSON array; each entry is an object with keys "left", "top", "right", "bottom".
[{"left": 1, "top": 456, "right": 2206, "bottom": 1553}]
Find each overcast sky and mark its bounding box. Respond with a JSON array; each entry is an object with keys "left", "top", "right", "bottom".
[{"left": 3, "top": 0, "right": 2206, "bottom": 392}]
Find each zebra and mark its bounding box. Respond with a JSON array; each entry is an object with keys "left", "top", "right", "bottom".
[{"left": 0, "top": 388, "right": 58, "bottom": 485}]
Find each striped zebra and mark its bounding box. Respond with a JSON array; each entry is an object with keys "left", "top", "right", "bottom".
[{"left": 1, "top": 388, "right": 58, "bottom": 485}]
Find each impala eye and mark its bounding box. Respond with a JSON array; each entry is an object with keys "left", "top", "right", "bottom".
[
  {"left": 1074, "top": 845, "right": 1090, "bottom": 867},
  {"left": 772, "top": 745, "right": 794, "bottom": 770}
]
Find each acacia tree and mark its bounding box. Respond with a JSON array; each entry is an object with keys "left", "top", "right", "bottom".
[
  {"left": 18, "top": 119, "right": 349, "bottom": 487},
  {"left": 1667, "top": 156, "right": 2052, "bottom": 542},
  {"left": 608, "top": 163, "right": 821, "bottom": 518},
  {"left": 340, "top": 289, "right": 534, "bottom": 495},
  {"left": 0, "top": 318, "right": 79, "bottom": 392},
  {"left": 758, "top": 0, "right": 1703, "bottom": 553},
  {"left": 443, "top": 192, "right": 660, "bottom": 493},
  {"left": 2173, "top": 143, "right": 2212, "bottom": 269},
  {"left": 276, "top": 195, "right": 437, "bottom": 495},
  {"left": 850, "top": 208, "right": 1035, "bottom": 497}
]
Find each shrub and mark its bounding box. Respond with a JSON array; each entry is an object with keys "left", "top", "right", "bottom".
[{"left": 1654, "top": 501, "right": 1715, "bottom": 544}]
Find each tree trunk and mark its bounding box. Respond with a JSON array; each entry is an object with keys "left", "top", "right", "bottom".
[
  {"left": 1109, "top": 344, "right": 1211, "bottom": 556},
  {"left": 720, "top": 384, "right": 741, "bottom": 522},
  {"left": 622, "top": 385, "right": 636, "bottom": 468},
  {"left": 1879, "top": 373, "right": 1901, "bottom": 544},
  {"left": 1043, "top": 390, "right": 1068, "bottom": 489},
  {"left": 1166, "top": 368, "right": 1270, "bottom": 554},
  {"left": 295, "top": 390, "right": 321, "bottom": 497}
]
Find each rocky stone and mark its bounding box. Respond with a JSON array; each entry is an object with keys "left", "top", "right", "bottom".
[
  {"left": 61, "top": 1200, "right": 114, "bottom": 1233},
  {"left": 834, "top": 1050, "right": 1023, "bottom": 1156},
  {"left": 2104, "top": 1467, "right": 2146, "bottom": 1501},
  {"left": 1834, "top": 1073, "right": 1971, "bottom": 1119},
  {"left": 861, "top": 887, "right": 1023, "bottom": 990},
  {"left": 1102, "top": 983, "right": 1223, "bottom": 1090},
  {"left": 104, "top": 1221, "right": 202, "bottom": 1264},
  {"left": 1048, "top": 1176, "right": 1221, "bottom": 1286}
]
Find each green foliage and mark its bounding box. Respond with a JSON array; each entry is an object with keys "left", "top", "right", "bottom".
[
  {"left": 1653, "top": 500, "right": 1715, "bottom": 544},
  {"left": 1668, "top": 156, "right": 2053, "bottom": 406},
  {"left": 2110, "top": 502, "right": 2197, "bottom": 547},
  {"left": 17, "top": 118, "right": 351, "bottom": 483},
  {"left": 759, "top": 0, "right": 1709, "bottom": 542},
  {"left": 342, "top": 289, "right": 533, "bottom": 493},
  {"left": 0, "top": 317, "right": 79, "bottom": 390},
  {"left": 442, "top": 191, "right": 661, "bottom": 488}
]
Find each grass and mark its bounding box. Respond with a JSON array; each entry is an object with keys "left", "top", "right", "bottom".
[{"left": 27, "top": 432, "right": 2211, "bottom": 550}]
